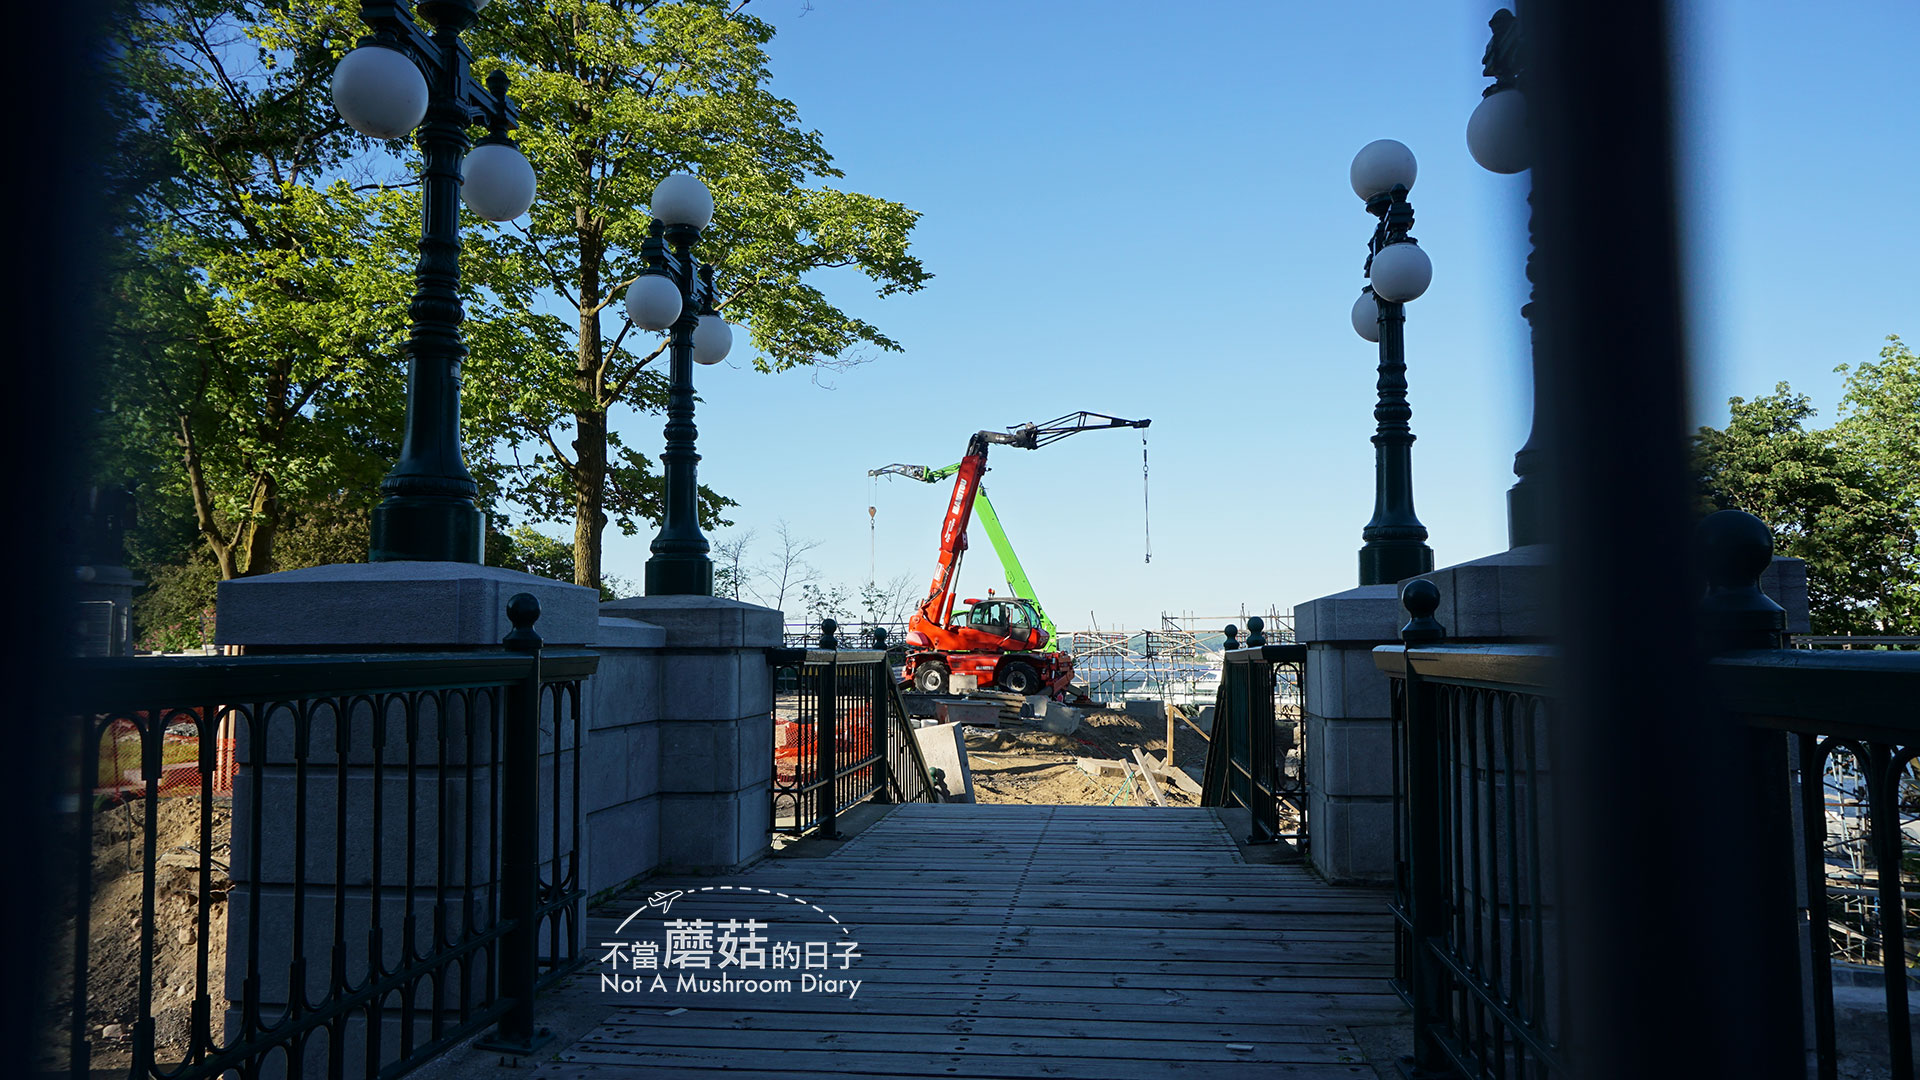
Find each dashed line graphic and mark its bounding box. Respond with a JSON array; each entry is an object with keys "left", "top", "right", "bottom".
[{"left": 613, "top": 886, "right": 848, "bottom": 935}]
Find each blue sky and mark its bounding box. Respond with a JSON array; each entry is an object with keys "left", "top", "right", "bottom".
[{"left": 591, "top": 0, "right": 1919, "bottom": 631}]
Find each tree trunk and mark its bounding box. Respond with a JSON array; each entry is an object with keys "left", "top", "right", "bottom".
[
  {"left": 180, "top": 416, "right": 239, "bottom": 580},
  {"left": 571, "top": 211, "right": 607, "bottom": 590},
  {"left": 238, "top": 473, "right": 279, "bottom": 577}
]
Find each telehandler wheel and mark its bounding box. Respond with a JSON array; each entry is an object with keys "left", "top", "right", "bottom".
[
  {"left": 997, "top": 660, "right": 1042, "bottom": 695},
  {"left": 913, "top": 661, "right": 950, "bottom": 694}
]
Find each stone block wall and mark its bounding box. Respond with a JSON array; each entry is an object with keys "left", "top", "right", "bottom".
[{"left": 597, "top": 595, "right": 780, "bottom": 875}]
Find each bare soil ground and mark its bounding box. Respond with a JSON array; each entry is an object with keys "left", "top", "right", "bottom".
[
  {"left": 38, "top": 795, "right": 231, "bottom": 1074},
  {"left": 962, "top": 703, "right": 1212, "bottom": 806}
]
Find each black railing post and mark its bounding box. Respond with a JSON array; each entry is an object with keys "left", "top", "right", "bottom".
[
  {"left": 815, "top": 620, "right": 840, "bottom": 839},
  {"left": 485, "top": 593, "right": 547, "bottom": 1054},
  {"left": 1246, "top": 658, "right": 1275, "bottom": 844},
  {"left": 869, "top": 640, "right": 893, "bottom": 804},
  {"left": 1697, "top": 510, "right": 1816, "bottom": 1073},
  {"left": 1396, "top": 578, "right": 1449, "bottom": 1076}
]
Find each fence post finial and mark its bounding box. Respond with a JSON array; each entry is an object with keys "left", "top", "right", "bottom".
[
  {"left": 1698, "top": 509, "right": 1785, "bottom": 650},
  {"left": 869, "top": 626, "right": 887, "bottom": 649},
  {"left": 504, "top": 592, "right": 542, "bottom": 653},
  {"left": 1246, "top": 616, "right": 1266, "bottom": 647},
  {"left": 1223, "top": 623, "right": 1240, "bottom": 651},
  {"left": 819, "top": 618, "right": 839, "bottom": 650},
  {"left": 1399, "top": 579, "right": 1445, "bottom": 646}
]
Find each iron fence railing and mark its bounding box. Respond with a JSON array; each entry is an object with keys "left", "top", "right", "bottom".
[
  {"left": 41, "top": 594, "right": 595, "bottom": 1080},
  {"left": 768, "top": 632, "right": 936, "bottom": 837},
  {"left": 1199, "top": 629, "right": 1307, "bottom": 847},
  {"left": 1793, "top": 636, "right": 1920, "bottom": 651},
  {"left": 1711, "top": 648, "right": 1920, "bottom": 1079},
  {"left": 1376, "top": 640, "right": 1564, "bottom": 1079},
  {"left": 1377, "top": 590, "right": 1920, "bottom": 1080}
]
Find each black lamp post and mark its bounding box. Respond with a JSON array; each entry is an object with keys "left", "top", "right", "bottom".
[
  {"left": 332, "top": 0, "right": 537, "bottom": 563},
  {"left": 1467, "top": 7, "right": 1543, "bottom": 547},
  {"left": 622, "top": 175, "right": 735, "bottom": 596},
  {"left": 1349, "top": 140, "right": 1436, "bottom": 586}
]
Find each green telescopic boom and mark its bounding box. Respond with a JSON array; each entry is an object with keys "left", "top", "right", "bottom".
[
  {"left": 870, "top": 462, "right": 1059, "bottom": 650},
  {"left": 869, "top": 411, "right": 1149, "bottom": 656}
]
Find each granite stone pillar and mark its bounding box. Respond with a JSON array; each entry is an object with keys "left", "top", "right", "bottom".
[
  {"left": 597, "top": 594, "right": 779, "bottom": 871},
  {"left": 214, "top": 563, "right": 599, "bottom": 1076}
]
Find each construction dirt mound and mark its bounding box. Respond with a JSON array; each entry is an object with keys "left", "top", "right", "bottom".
[
  {"left": 39, "top": 795, "right": 231, "bottom": 1074},
  {"left": 963, "top": 703, "right": 1211, "bottom": 806}
]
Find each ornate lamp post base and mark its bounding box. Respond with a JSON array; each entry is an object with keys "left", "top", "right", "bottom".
[
  {"left": 370, "top": 496, "right": 484, "bottom": 563},
  {"left": 1507, "top": 475, "right": 1547, "bottom": 548},
  {"left": 1359, "top": 539, "right": 1435, "bottom": 587},
  {"left": 644, "top": 552, "right": 714, "bottom": 596}
]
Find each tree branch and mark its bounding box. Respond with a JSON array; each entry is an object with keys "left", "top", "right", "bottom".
[{"left": 510, "top": 220, "right": 582, "bottom": 310}]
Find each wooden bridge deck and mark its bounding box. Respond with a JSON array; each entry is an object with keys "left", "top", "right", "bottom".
[{"left": 533, "top": 804, "right": 1404, "bottom": 1079}]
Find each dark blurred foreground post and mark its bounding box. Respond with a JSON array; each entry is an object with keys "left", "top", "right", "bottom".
[
  {"left": 7, "top": 2, "right": 107, "bottom": 1076},
  {"left": 1528, "top": 0, "right": 1803, "bottom": 1074}
]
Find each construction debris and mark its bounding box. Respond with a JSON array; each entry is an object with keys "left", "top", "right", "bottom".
[
  {"left": 964, "top": 701, "right": 1211, "bottom": 806},
  {"left": 1129, "top": 749, "right": 1168, "bottom": 806}
]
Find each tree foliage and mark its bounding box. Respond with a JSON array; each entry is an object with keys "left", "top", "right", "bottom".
[
  {"left": 1691, "top": 336, "right": 1919, "bottom": 633},
  {"left": 464, "top": 0, "right": 929, "bottom": 588},
  {"left": 488, "top": 524, "right": 634, "bottom": 600},
  {"left": 103, "top": 0, "right": 418, "bottom": 584}
]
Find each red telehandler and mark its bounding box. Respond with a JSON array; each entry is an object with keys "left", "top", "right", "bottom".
[{"left": 895, "top": 412, "right": 1150, "bottom": 696}]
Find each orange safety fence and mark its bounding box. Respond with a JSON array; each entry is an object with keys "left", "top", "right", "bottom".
[
  {"left": 773, "top": 703, "right": 876, "bottom": 787},
  {"left": 94, "top": 709, "right": 237, "bottom": 798}
]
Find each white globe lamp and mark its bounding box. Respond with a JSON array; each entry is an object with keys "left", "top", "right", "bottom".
[
  {"left": 651, "top": 174, "right": 714, "bottom": 230},
  {"left": 1352, "top": 291, "right": 1382, "bottom": 342},
  {"left": 624, "top": 275, "right": 683, "bottom": 331},
  {"left": 331, "top": 46, "right": 428, "bottom": 140},
  {"left": 1467, "top": 88, "right": 1529, "bottom": 174},
  {"left": 1370, "top": 242, "right": 1432, "bottom": 303},
  {"left": 461, "top": 142, "right": 536, "bottom": 221},
  {"left": 691, "top": 315, "right": 732, "bottom": 365},
  {"left": 1350, "top": 139, "right": 1418, "bottom": 201}
]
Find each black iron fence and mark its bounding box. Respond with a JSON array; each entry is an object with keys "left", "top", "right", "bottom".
[
  {"left": 769, "top": 623, "right": 937, "bottom": 838},
  {"left": 1200, "top": 620, "right": 1307, "bottom": 846},
  {"left": 1714, "top": 648, "right": 1920, "bottom": 1079},
  {"left": 1378, "top": 578, "right": 1920, "bottom": 1079},
  {"left": 42, "top": 594, "right": 596, "bottom": 1080},
  {"left": 1377, "top": 636, "right": 1564, "bottom": 1078}
]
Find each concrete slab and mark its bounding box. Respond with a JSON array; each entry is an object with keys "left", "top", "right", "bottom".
[
  {"left": 935, "top": 699, "right": 1002, "bottom": 727},
  {"left": 1030, "top": 698, "right": 1081, "bottom": 735},
  {"left": 912, "top": 722, "right": 974, "bottom": 803}
]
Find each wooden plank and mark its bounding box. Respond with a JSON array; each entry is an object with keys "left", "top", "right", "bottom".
[
  {"left": 594, "top": 1007, "right": 1349, "bottom": 1040},
  {"left": 565, "top": 992, "right": 1380, "bottom": 1027},
  {"left": 591, "top": 983, "right": 1407, "bottom": 1010},
  {"left": 554, "top": 801, "right": 1404, "bottom": 1074},
  {"left": 1131, "top": 748, "right": 1168, "bottom": 806},
  {"left": 542, "top": 1045, "right": 1377, "bottom": 1079},
  {"left": 565, "top": 1026, "right": 1365, "bottom": 1064}
]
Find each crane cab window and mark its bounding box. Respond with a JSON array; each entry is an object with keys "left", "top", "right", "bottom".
[
  {"left": 1005, "top": 604, "right": 1032, "bottom": 631},
  {"left": 969, "top": 602, "right": 1009, "bottom": 633}
]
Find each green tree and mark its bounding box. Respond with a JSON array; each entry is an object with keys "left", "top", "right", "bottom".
[
  {"left": 102, "top": 0, "right": 545, "bottom": 602},
  {"left": 465, "top": 0, "right": 929, "bottom": 589},
  {"left": 1691, "top": 336, "right": 1919, "bottom": 633},
  {"left": 103, "top": 0, "right": 416, "bottom": 582},
  {"left": 1830, "top": 336, "right": 1920, "bottom": 628},
  {"left": 489, "top": 523, "right": 634, "bottom": 600}
]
